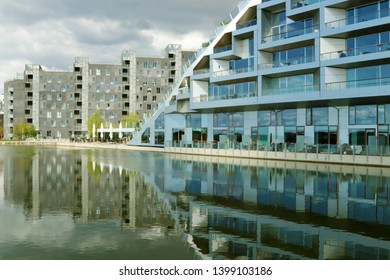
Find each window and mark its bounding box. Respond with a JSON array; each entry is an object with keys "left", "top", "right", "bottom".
[
  {"left": 51, "top": 85, "right": 56, "bottom": 92},
  {"left": 152, "top": 96, "right": 157, "bottom": 102},
  {"left": 96, "top": 86, "right": 101, "bottom": 92},
  {"left": 100, "top": 77, "right": 105, "bottom": 84},
  {"left": 106, "top": 86, "right": 110, "bottom": 92},
  {"left": 186, "top": 114, "right": 201, "bottom": 127},
  {"left": 143, "top": 96, "right": 148, "bottom": 101},
  {"left": 349, "top": 105, "right": 378, "bottom": 125},
  {"left": 57, "top": 94, "right": 62, "bottom": 101},
  {"left": 277, "top": 109, "right": 297, "bottom": 126},
  {"left": 229, "top": 112, "right": 244, "bottom": 127},
  {"left": 110, "top": 77, "right": 115, "bottom": 84},
  {"left": 273, "top": 46, "right": 314, "bottom": 65},
  {"left": 213, "top": 113, "right": 228, "bottom": 127},
  {"left": 152, "top": 62, "right": 158, "bottom": 68},
  {"left": 61, "top": 85, "right": 67, "bottom": 92},
  {"left": 47, "top": 93, "right": 52, "bottom": 100},
  {"left": 47, "top": 112, "right": 52, "bottom": 118},
  {"left": 258, "top": 111, "right": 274, "bottom": 126},
  {"left": 47, "top": 76, "right": 52, "bottom": 83},
  {"left": 105, "top": 69, "right": 111, "bottom": 75},
  {"left": 307, "top": 108, "right": 328, "bottom": 125},
  {"left": 155, "top": 113, "right": 165, "bottom": 129},
  {"left": 147, "top": 104, "right": 152, "bottom": 110},
  {"left": 57, "top": 76, "right": 62, "bottom": 83},
  {"left": 156, "top": 87, "right": 161, "bottom": 94},
  {"left": 57, "top": 112, "right": 62, "bottom": 118},
  {"left": 96, "top": 69, "right": 101, "bottom": 75},
  {"left": 152, "top": 79, "right": 157, "bottom": 85},
  {"left": 143, "top": 61, "right": 148, "bottom": 68}
]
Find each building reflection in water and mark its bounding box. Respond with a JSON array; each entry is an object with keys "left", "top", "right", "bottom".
[
  {"left": 148, "top": 154, "right": 390, "bottom": 260},
  {"left": 2, "top": 148, "right": 175, "bottom": 232},
  {"left": 2, "top": 148, "right": 390, "bottom": 260}
]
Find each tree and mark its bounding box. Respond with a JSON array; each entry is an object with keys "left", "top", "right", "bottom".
[
  {"left": 13, "top": 122, "right": 37, "bottom": 140},
  {"left": 87, "top": 109, "right": 104, "bottom": 138},
  {"left": 202, "top": 41, "right": 210, "bottom": 48},
  {"left": 122, "top": 113, "right": 139, "bottom": 128}
]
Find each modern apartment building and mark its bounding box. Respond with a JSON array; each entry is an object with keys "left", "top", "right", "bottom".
[
  {"left": 130, "top": 0, "right": 390, "bottom": 154},
  {"left": 3, "top": 45, "right": 194, "bottom": 139}
]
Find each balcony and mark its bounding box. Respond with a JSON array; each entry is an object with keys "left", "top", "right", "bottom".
[
  {"left": 214, "top": 45, "right": 232, "bottom": 54},
  {"left": 321, "top": 43, "right": 390, "bottom": 60},
  {"left": 259, "top": 55, "right": 314, "bottom": 69},
  {"left": 262, "top": 24, "right": 319, "bottom": 43},
  {"left": 263, "top": 84, "right": 318, "bottom": 96},
  {"left": 193, "top": 69, "right": 210, "bottom": 76},
  {"left": 178, "top": 87, "right": 190, "bottom": 95},
  {"left": 193, "top": 81, "right": 257, "bottom": 103},
  {"left": 325, "top": 8, "right": 390, "bottom": 30},
  {"left": 193, "top": 91, "right": 257, "bottom": 103},
  {"left": 213, "top": 65, "right": 255, "bottom": 77},
  {"left": 326, "top": 77, "right": 390, "bottom": 91},
  {"left": 236, "top": 19, "right": 257, "bottom": 30},
  {"left": 291, "top": 0, "right": 321, "bottom": 9}
]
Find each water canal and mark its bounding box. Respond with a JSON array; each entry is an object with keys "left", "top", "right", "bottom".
[{"left": 0, "top": 146, "right": 389, "bottom": 260}]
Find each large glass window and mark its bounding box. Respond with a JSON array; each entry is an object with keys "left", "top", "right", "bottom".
[
  {"left": 346, "top": 1, "right": 389, "bottom": 24},
  {"left": 213, "top": 113, "right": 228, "bottom": 127},
  {"left": 277, "top": 109, "right": 297, "bottom": 126},
  {"left": 229, "top": 112, "right": 244, "bottom": 127},
  {"left": 306, "top": 108, "right": 328, "bottom": 126},
  {"left": 209, "top": 82, "right": 256, "bottom": 100},
  {"left": 155, "top": 113, "right": 165, "bottom": 129},
  {"left": 273, "top": 46, "right": 314, "bottom": 66},
  {"left": 349, "top": 105, "right": 378, "bottom": 125},
  {"left": 347, "top": 64, "right": 390, "bottom": 87},
  {"left": 186, "top": 114, "right": 201, "bottom": 128},
  {"left": 258, "top": 111, "right": 274, "bottom": 126},
  {"left": 270, "top": 74, "right": 314, "bottom": 94}
]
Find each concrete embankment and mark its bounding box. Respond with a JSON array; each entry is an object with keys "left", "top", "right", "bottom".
[{"left": 3, "top": 140, "right": 390, "bottom": 167}]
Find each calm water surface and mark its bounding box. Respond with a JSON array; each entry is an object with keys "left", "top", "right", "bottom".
[{"left": 1, "top": 146, "right": 390, "bottom": 260}]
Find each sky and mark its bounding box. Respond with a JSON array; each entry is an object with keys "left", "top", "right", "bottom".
[{"left": 0, "top": 0, "right": 241, "bottom": 95}]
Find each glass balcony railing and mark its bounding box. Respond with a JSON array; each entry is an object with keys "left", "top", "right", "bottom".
[
  {"left": 214, "top": 44, "right": 233, "bottom": 54},
  {"left": 178, "top": 87, "right": 190, "bottom": 95},
  {"left": 213, "top": 65, "right": 255, "bottom": 77},
  {"left": 193, "top": 91, "right": 257, "bottom": 103},
  {"left": 262, "top": 25, "right": 319, "bottom": 43},
  {"left": 259, "top": 55, "right": 314, "bottom": 69},
  {"left": 236, "top": 19, "right": 257, "bottom": 30},
  {"left": 321, "top": 43, "right": 390, "bottom": 60},
  {"left": 325, "top": 8, "right": 390, "bottom": 30},
  {"left": 193, "top": 69, "right": 210, "bottom": 75},
  {"left": 326, "top": 77, "right": 390, "bottom": 90},
  {"left": 291, "top": 0, "right": 321, "bottom": 9},
  {"left": 263, "top": 84, "right": 318, "bottom": 95}
]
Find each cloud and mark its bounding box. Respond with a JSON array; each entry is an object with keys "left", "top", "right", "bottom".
[{"left": 0, "top": 0, "right": 240, "bottom": 94}]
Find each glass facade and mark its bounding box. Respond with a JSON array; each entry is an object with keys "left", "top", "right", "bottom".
[
  {"left": 347, "top": 64, "right": 390, "bottom": 87},
  {"left": 306, "top": 108, "right": 329, "bottom": 126},
  {"left": 155, "top": 113, "right": 165, "bottom": 129},
  {"left": 266, "top": 74, "right": 314, "bottom": 95},
  {"left": 272, "top": 46, "right": 314, "bottom": 66},
  {"left": 209, "top": 82, "right": 257, "bottom": 100},
  {"left": 346, "top": 1, "right": 389, "bottom": 25}
]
